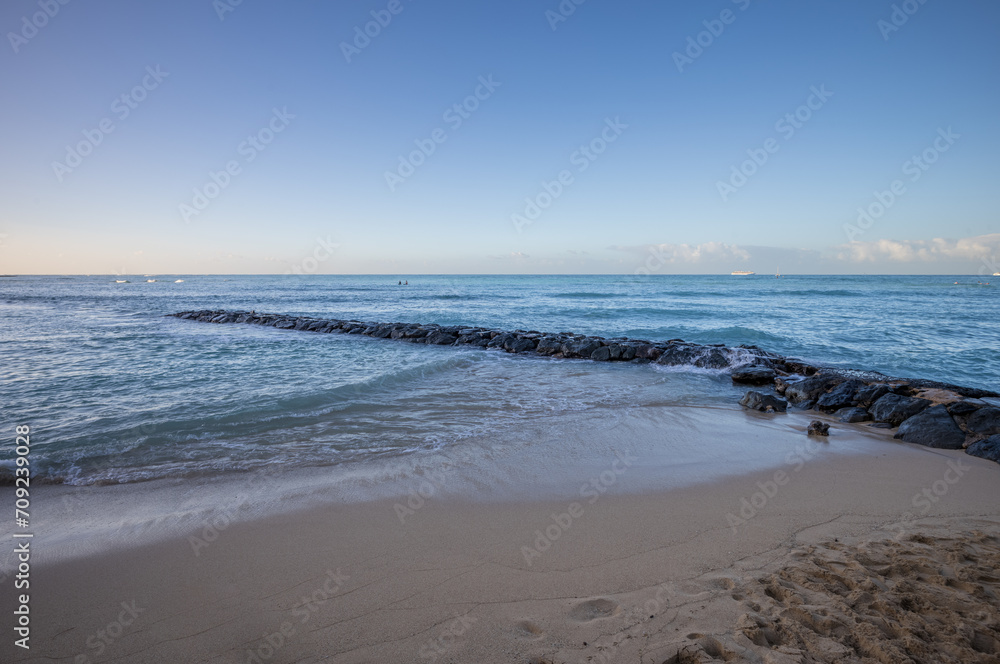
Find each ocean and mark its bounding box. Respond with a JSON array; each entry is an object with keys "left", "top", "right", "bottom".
[{"left": 1, "top": 274, "right": 997, "bottom": 486}]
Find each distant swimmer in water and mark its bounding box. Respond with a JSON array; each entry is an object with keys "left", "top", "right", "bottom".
[
  {"left": 398, "top": 280, "right": 401, "bottom": 285},
  {"left": 405, "top": 280, "right": 408, "bottom": 285}
]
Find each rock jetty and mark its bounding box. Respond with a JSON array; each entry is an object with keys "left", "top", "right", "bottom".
[{"left": 171, "top": 309, "right": 1000, "bottom": 463}]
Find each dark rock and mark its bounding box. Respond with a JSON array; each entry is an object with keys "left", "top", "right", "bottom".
[
  {"left": 783, "top": 374, "right": 843, "bottom": 404},
  {"left": 274, "top": 320, "right": 295, "bottom": 329},
  {"left": 816, "top": 380, "right": 864, "bottom": 412},
  {"left": 535, "top": 337, "right": 563, "bottom": 355},
  {"left": 869, "top": 393, "right": 932, "bottom": 426},
  {"left": 966, "top": 435, "right": 1000, "bottom": 463},
  {"left": 963, "top": 406, "right": 1000, "bottom": 436},
  {"left": 739, "top": 391, "right": 787, "bottom": 413},
  {"left": 562, "top": 339, "right": 601, "bottom": 359},
  {"left": 868, "top": 422, "right": 894, "bottom": 429},
  {"left": 425, "top": 331, "right": 458, "bottom": 345},
  {"left": 591, "top": 346, "right": 612, "bottom": 361},
  {"left": 836, "top": 407, "right": 871, "bottom": 423},
  {"left": 893, "top": 404, "right": 966, "bottom": 449},
  {"left": 619, "top": 345, "right": 636, "bottom": 361},
  {"left": 732, "top": 366, "right": 777, "bottom": 386},
  {"left": 855, "top": 384, "right": 892, "bottom": 408},
  {"left": 947, "top": 400, "right": 982, "bottom": 416},
  {"left": 807, "top": 420, "right": 830, "bottom": 436},
  {"left": 634, "top": 345, "right": 662, "bottom": 361},
  {"left": 505, "top": 337, "right": 536, "bottom": 353}
]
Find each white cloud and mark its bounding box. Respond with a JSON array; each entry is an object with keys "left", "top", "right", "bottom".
[
  {"left": 621, "top": 241, "right": 750, "bottom": 264},
  {"left": 837, "top": 233, "right": 1000, "bottom": 263}
]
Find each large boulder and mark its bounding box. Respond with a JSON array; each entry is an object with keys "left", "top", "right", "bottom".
[
  {"left": 425, "top": 331, "right": 458, "bottom": 345},
  {"left": 634, "top": 344, "right": 662, "bottom": 361},
  {"left": 535, "top": 337, "right": 563, "bottom": 355},
  {"left": 591, "top": 346, "right": 612, "bottom": 361},
  {"left": 869, "top": 393, "right": 932, "bottom": 426},
  {"left": 816, "top": 379, "right": 863, "bottom": 412},
  {"left": 855, "top": 384, "right": 892, "bottom": 408},
  {"left": 836, "top": 407, "right": 871, "bottom": 423},
  {"left": 893, "top": 404, "right": 966, "bottom": 449},
  {"left": 783, "top": 374, "right": 843, "bottom": 404},
  {"left": 562, "top": 339, "right": 601, "bottom": 359},
  {"left": 505, "top": 337, "right": 536, "bottom": 353},
  {"left": 963, "top": 407, "right": 1000, "bottom": 436},
  {"left": 966, "top": 435, "right": 1000, "bottom": 463},
  {"left": 739, "top": 391, "right": 787, "bottom": 413},
  {"left": 731, "top": 366, "right": 776, "bottom": 385}
]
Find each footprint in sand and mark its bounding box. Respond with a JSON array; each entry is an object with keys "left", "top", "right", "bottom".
[
  {"left": 568, "top": 598, "right": 620, "bottom": 622},
  {"left": 514, "top": 620, "right": 545, "bottom": 640}
]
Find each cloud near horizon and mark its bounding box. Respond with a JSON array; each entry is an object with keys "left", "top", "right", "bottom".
[
  {"left": 835, "top": 234, "right": 1000, "bottom": 264},
  {"left": 612, "top": 234, "right": 999, "bottom": 275}
]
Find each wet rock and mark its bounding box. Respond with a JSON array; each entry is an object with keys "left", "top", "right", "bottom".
[
  {"left": 535, "top": 337, "right": 563, "bottom": 356},
  {"left": 947, "top": 400, "right": 983, "bottom": 416},
  {"left": 966, "top": 435, "right": 1000, "bottom": 463},
  {"left": 634, "top": 344, "right": 662, "bottom": 361},
  {"left": 619, "top": 345, "right": 637, "bottom": 361},
  {"left": 893, "top": 404, "right": 966, "bottom": 449},
  {"left": 963, "top": 406, "right": 1000, "bottom": 436},
  {"left": 807, "top": 420, "right": 830, "bottom": 436},
  {"left": 869, "top": 393, "right": 932, "bottom": 427},
  {"left": 425, "top": 331, "right": 458, "bottom": 345},
  {"left": 591, "top": 346, "right": 612, "bottom": 361},
  {"left": 731, "top": 366, "right": 777, "bottom": 386},
  {"left": 783, "top": 374, "right": 843, "bottom": 404},
  {"left": 836, "top": 407, "right": 871, "bottom": 423},
  {"left": 505, "top": 337, "right": 536, "bottom": 353},
  {"left": 274, "top": 320, "right": 295, "bottom": 329},
  {"left": 868, "top": 422, "right": 894, "bottom": 429},
  {"left": 816, "top": 379, "right": 864, "bottom": 412},
  {"left": 739, "top": 391, "right": 787, "bottom": 413},
  {"left": 562, "top": 339, "right": 600, "bottom": 359},
  {"left": 855, "top": 384, "right": 892, "bottom": 408}
]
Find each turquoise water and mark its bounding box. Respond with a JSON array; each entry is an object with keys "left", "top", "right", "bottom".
[{"left": 1, "top": 274, "right": 996, "bottom": 484}]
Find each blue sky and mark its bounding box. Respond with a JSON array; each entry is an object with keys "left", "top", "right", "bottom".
[{"left": 1, "top": 0, "right": 998, "bottom": 275}]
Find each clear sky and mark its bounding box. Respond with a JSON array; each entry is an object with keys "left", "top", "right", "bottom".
[{"left": 1, "top": 0, "right": 998, "bottom": 275}]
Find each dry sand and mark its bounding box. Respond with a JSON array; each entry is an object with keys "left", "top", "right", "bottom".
[{"left": 4, "top": 408, "right": 1000, "bottom": 663}]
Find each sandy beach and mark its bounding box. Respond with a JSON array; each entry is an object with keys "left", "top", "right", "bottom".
[{"left": 5, "top": 407, "right": 999, "bottom": 664}]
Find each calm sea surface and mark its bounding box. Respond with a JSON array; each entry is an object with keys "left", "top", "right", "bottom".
[{"left": 1, "top": 274, "right": 996, "bottom": 484}]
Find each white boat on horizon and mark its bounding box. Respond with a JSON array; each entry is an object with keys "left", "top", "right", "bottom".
[
  {"left": 731, "top": 270, "right": 755, "bottom": 276},
  {"left": 175, "top": 279, "right": 184, "bottom": 283}
]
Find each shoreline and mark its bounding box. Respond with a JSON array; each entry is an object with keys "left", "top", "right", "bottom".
[
  {"left": 5, "top": 401, "right": 1000, "bottom": 662},
  {"left": 4, "top": 428, "right": 999, "bottom": 663}
]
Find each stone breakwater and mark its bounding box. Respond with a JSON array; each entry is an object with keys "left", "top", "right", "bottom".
[{"left": 171, "top": 309, "right": 1000, "bottom": 464}]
